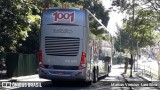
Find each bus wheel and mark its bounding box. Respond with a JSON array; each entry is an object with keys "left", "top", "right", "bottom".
[
  {"left": 93, "top": 69, "right": 98, "bottom": 83},
  {"left": 106, "top": 73, "right": 109, "bottom": 77},
  {"left": 106, "top": 66, "right": 110, "bottom": 77},
  {"left": 85, "top": 81, "right": 92, "bottom": 86},
  {"left": 51, "top": 80, "right": 55, "bottom": 84}
]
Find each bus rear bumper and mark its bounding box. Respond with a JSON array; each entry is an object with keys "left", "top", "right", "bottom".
[{"left": 38, "top": 67, "right": 86, "bottom": 81}]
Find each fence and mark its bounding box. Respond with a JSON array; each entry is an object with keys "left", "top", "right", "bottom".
[
  {"left": 136, "top": 64, "right": 159, "bottom": 81},
  {"left": 0, "top": 52, "right": 39, "bottom": 78}
]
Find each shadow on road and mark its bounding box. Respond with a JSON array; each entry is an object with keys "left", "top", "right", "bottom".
[
  {"left": 41, "top": 81, "right": 92, "bottom": 87},
  {"left": 41, "top": 75, "right": 108, "bottom": 87}
]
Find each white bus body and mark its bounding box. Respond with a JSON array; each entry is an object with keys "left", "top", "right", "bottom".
[{"left": 39, "top": 8, "right": 113, "bottom": 83}]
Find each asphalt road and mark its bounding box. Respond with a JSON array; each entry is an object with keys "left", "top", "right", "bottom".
[{"left": 1, "top": 65, "right": 159, "bottom": 90}]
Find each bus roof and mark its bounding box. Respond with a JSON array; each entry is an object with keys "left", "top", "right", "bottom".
[{"left": 43, "top": 7, "right": 85, "bottom": 11}]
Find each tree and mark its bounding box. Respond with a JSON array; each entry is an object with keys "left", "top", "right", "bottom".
[
  {"left": 83, "top": 0, "right": 110, "bottom": 39},
  {"left": 17, "top": 15, "right": 41, "bottom": 54},
  {"left": 0, "top": 0, "right": 31, "bottom": 52},
  {"left": 112, "top": 0, "right": 160, "bottom": 78},
  {"left": 114, "top": 29, "right": 130, "bottom": 52}
]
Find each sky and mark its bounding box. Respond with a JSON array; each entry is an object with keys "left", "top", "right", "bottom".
[{"left": 101, "top": 0, "right": 124, "bottom": 36}]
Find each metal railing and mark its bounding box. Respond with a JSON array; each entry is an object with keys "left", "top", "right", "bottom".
[{"left": 136, "top": 64, "right": 159, "bottom": 81}]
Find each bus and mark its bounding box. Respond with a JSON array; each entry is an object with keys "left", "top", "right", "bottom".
[{"left": 38, "top": 8, "right": 114, "bottom": 84}]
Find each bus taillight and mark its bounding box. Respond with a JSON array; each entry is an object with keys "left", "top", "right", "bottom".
[
  {"left": 39, "top": 50, "right": 44, "bottom": 68},
  {"left": 78, "top": 52, "right": 86, "bottom": 69}
]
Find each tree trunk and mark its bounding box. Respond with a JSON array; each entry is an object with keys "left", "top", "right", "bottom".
[
  {"left": 124, "top": 58, "right": 129, "bottom": 74},
  {"left": 158, "top": 62, "right": 160, "bottom": 80}
]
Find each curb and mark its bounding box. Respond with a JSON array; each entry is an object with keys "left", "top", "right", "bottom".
[
  {"left": 137, "top": 74, "right": 160, "bottom": 89},
  {"left": 122, "top": 73, "right": 160, "bottom": 89},
  {"left": 121, "top": 74, "right": 134, "bottom": 90},
  {"left": 136, "top": 74, "right": 151, "bottom": 82}
]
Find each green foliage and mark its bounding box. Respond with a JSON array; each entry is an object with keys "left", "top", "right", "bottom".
[
  {"left": 114, "top": 30, "right": 130, "bottom": 52},
  {"left": 0, "top": 0, "right": 30, "bottom": 52},
  {"left": 85, "top": 1, "right": 110, "bottom": 26},
  {"left": 123, "top": 9, "right": 158, "bottom": 48},
  {"left": 112, "top": 0, "right": 160, "bottom": 52},
  {"left": 17, "top": 15, "right": 41, "bottom": 54}
]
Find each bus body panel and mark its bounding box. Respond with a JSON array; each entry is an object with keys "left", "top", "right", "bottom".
[
  {"left": 41, "top": 26, "right": 84, "bottom": 39},
  {"left": 42, "top": 9, "right": 84, "bottom": 26},
  {"left": 39, "top": 8, "right": 88, "bottom": 81},
  {"left": 39, "top": 8, "right": 112, "bottom": 82},
  {"left": 41, "top": 26, "right": 83, "bottom": 66},
  {"left": 40, "top": 9, "right": 84, "bottom": 66}
]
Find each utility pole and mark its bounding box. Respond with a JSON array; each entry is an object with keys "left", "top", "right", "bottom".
[{"left": 130, "top": 0, "right": 135, "bottom": 78}]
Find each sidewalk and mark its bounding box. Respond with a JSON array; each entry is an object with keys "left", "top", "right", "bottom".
[
  {"left": 114, "top": 64, "right": 146, "bottom": 81},
  {"left": 121, "top": 66, "right": 160, "bottom": 89}
]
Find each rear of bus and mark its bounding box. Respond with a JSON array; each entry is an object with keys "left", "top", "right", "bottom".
[{"left": 38, "top": 8, "right": 87, "bottom": 81}]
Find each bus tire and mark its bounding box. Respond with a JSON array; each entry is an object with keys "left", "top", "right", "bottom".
[
  {"left": 51, "top": 80, "right": 55, "bottom": 84},
  {"left": 106, "top": 73, "right": 109, "bottom": 77},
  {"left": 93, "top": 68, "right": 98, "bottom": 83},
  {"left": 106, "top": 66, "right": 110, "bottom": 77},
  {"left": 85, "top": 81, "right": 92, "bottom": 85}
]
